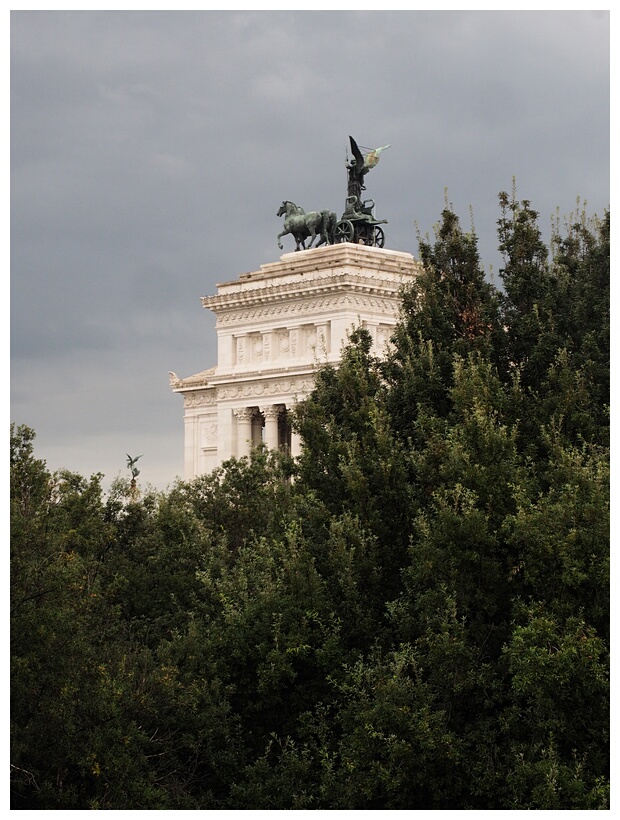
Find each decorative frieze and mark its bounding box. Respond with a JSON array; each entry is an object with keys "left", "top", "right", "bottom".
[
  {"left": 216, "top": 377, "right": 315, "bottom": 401},
  {"left": 183, "top": 391, "right": 216, "bottom": 408},
  {"left": 214, "top": 294, "right": 399, "bottom": 328}
]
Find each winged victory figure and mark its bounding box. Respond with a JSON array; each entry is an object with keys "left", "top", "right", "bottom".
[{"left": 126, "top": 453, "right": 143, "bottom": 478}]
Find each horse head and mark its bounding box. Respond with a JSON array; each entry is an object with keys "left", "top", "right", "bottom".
[{"left": 278, "top": 201, "right": 305, "bottom": 218}]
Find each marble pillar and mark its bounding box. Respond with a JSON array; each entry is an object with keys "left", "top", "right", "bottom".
[
  {"left": 261, "top": 405, "right": 280, "bottom": 451},
  {"left": 234, "top": 408, "right": 253, "bottom": 457}
]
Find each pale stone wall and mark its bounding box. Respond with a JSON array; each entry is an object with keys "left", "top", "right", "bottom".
[{"left": 171, "top": 243, "right": 422, "bottom": 480}]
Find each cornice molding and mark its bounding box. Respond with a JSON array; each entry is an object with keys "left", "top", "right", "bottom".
[
  {"left": 175, "top": 362, "right": 318, "bottom": 394},
  {"left": 202, "top": 245, "right": 422, "bottom": 315},
  {"left": 213, "top": 292, "right": 400, "bottom": 328},
  {"left": 202, "top": 271, "right": 417, "bottom": 315},
  {"left": 238, "top": 243, "right": 420, "bottom": 281},
  {"left": 169, "top": 368, "right": 215, "bottom": 390}
]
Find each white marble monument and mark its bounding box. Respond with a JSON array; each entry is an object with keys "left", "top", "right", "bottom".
[{"left": 170, "top": 242, "right": 422, "bottom": 479}]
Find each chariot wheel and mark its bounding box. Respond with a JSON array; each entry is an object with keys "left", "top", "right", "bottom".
[
  {"left": 335, "top": 219, "right": 355, "bottom": 243},
  {"left": 372, "top": 226, "right": 385, "bottom": 248}
]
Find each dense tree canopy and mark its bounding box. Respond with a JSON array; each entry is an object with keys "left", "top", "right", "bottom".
[{"left": 11, "top": 192, "right": 609, "bottom": 809}]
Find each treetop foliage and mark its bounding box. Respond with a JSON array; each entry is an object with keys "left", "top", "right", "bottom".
[{"left": 11, "top": 191, "right": 609, "bottom": 809}]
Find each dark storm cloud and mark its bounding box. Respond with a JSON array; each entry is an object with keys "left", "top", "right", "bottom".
[{"left": 10, "top": 10, "right": 610, "bottom": 489}]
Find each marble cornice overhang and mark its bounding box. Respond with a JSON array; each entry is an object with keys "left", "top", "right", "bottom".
[
  {"left": 202, "top": 244, "right": 422, "bottom": 314},
  {"left": 208, "top": 362, "right": 317, "bottom": 386},
  {"left": 252, "top": 243, "right": 419, "bottom": 279},
  {"left": 170, "top": 362, "right": 317, "bottom": 393},
  {"left": 169, "top": 367, "right": 215, "bottom": 392}
]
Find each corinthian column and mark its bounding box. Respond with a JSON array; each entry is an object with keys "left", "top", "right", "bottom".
[
  {"left": 291, "top": 429, "right": 302, "bottom": 459},
  {"left": 261, "top": 405, "right": 280, "bottom": 451},
  {"left": 234, "top": 408, "right": 253, "bottom": 457}
]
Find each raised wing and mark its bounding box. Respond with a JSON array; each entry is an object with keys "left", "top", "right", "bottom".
[
  {"left": 364, "top": 144, "right": 391, "bottom": 170},
  {"left": 349, "top": 135, "right": 365, "bottom": 168}
]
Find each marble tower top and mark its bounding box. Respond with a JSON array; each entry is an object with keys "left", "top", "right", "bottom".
[{"left": 170, "top": 243, "right": 422, "bottom": 478}]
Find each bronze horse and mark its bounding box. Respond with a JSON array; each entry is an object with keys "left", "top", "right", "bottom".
[{"left": 277, "top": 201, "right": 328, "bottom": 251}]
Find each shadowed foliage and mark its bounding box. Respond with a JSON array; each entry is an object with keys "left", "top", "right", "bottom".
[{"left": 11, "top": 193, "right": 609, "bottom": 809}]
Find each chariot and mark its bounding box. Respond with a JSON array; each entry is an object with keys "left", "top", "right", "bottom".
[{"left": 335, "top": 196, "right": 387, "bottom": 248}]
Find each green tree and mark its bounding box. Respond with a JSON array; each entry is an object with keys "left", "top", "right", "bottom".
[
  {"left": 11, "top": 191, "right": 609, "bottom": 810},
  {"left": 385, "top": 205, "right": 503, "bottom": 434},
  {"left": 11, "top": 427, "right": 239, "bottom": 809},
  {"left": 497, "top": 191, "right": 609, "bottom": 451},
  {"left": 293, "top": 327, "right": 413, "bottom": 618}
]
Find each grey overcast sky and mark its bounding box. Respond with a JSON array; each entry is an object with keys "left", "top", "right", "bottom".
[{"left": 10, "top": 9, "right": 610, "bottom": 491}]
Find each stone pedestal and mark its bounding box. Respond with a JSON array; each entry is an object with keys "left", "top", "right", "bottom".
[{"left": 171, "top": 243, "right": 422, "bottom": 479}]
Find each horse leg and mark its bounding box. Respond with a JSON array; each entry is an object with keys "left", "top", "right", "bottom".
[
  {"left": 277, "top": 229, "right": 288, "bottom": 250},
  {"left": 324, "top": 213, "right": 334, "bottom": 245},
  {"left": 329, "top": 213, "right": 337, "bottom": 245},
  {"left": 316, "top": 212, "right": 329, "bottom": 246},
  {"left": 306, "top": 218, "right": 321, "bottom": 249}
]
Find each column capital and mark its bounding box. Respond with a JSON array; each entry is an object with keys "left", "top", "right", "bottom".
[
  {"left": 234, "top": 407, "right": 254, "bottom": 422},
  {"left": 260, "top": 404, "right": 281, "bottom": 420}
]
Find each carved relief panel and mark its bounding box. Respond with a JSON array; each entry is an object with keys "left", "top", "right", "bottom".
[
  {"left": 289, "top": 328, "right": 299, "bottom": 357},
  {"left": 262, "top": 332, "right": 272, "bottom": 361},
  {"left": 251, "top": 334, "right": 264, "bottom": 362},
  {"left": 375, "top": 323, "right": 393, "bottom": 353},
  {"left": 277, "top": 329, "right": 290, "bottom": 360},
  {"left": 304, "top": 325, "right": 317, "bottom": 355},
  {"left": 236, "top": 336, "right": 246, "bottom": 365},
  {"left": 200, "top": 417, "right": 218, "bottom": 450}
]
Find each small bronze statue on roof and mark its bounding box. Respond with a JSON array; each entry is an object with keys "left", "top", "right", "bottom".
[
  {"left": 276, "top": 136, "right": 390, "bottom": 251},
  {"left": 126, "top": 453, "right": 142, "bottom": 479},
  {"left": 346, "top": 135, "right": 391, "bottom": 204},
  {"left": 336, "top": 136, "right": 390, "bottom": 246}
]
